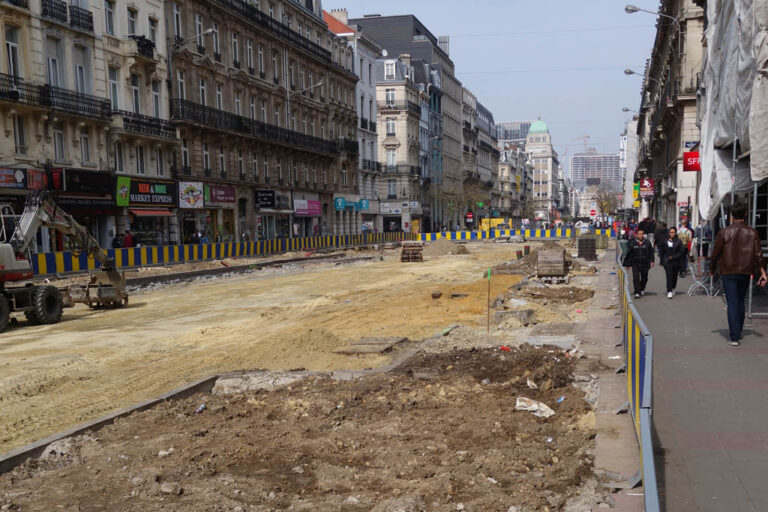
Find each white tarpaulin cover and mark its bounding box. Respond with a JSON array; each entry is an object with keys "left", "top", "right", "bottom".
[{"left": 698, "top": 0, "right": 766, "bottom": 219}]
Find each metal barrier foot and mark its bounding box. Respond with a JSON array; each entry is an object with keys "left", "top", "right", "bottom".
[
  {"left": 615, "top": 363, "right": 626, "bottom": 374},
  {"left": 615, "top": 401, "right": 630, "bottom": 415}
]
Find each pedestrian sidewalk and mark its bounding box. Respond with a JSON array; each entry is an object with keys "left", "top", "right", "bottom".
[{"left": 633, "top": 266, "right": 768, "bottom": 512}]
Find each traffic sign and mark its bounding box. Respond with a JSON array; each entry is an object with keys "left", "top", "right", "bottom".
[{"left": 590, "top": 209, "right": 597, "bottom": 217}]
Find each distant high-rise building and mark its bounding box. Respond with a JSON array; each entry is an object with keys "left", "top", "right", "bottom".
[
  {"left": 525, "top": 120, "right": 560, "bottom": 220},
  {"left": 497, "top": 121, "right": 534, "bottom": 150},
  {"left": 569, "top": 150, "right": 622, "bottom": 192}
]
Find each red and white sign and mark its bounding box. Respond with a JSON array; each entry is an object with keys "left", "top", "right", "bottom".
[
  {"left": 466, "top": 212, "right": 474, "bottom": 223},
  {"left": 589, "top": 209, "right": 597, "bottom": 217},
  {"left": 294, "top": 199, "right": 322, "bottom": 217},
  {"left": 639, "top": 178, "right": 654, "bottom": 197},
  {"left": 683, "top": 151, "right": 701, "bottom": 172}
]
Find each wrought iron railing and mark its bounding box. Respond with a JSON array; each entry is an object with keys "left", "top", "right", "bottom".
[
  {"left": 41, "top": 84, "right": 111, "bottom": 119},
  {"left": 114, "top": 110, "right": 177, "bottom": 138},
  {"left": 6, "top": 0, "right": 28, "bottom": 8},
  {"left": 68, "top": 5, "right": 93, "bottom": 31},
  {"left": 41, "top": 0, "right": 67, "bottom": 23},
  {"left": 378, "top": 101, "right": 421, "bottom": 116},
  {"left": 129, "top": 35, "right": 155, "bottom": 59},
  {"left": 338, "top": 138, "right": 359, "bottom": 154},
  {"left": 0, "top": 73, "right": 42, "bottom": 104},
  {"left": 170, "top": 99, "right": 338, "bottom": 154}
]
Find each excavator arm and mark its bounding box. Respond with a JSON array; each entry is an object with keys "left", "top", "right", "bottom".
[{"left": 9, "top": 191, "right": 127, "bottom": 307}]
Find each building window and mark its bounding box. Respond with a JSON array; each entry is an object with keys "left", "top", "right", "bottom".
[
  {"left": 234, "top": 93, "right": 241, "bottom": 115},
  {"left": 340, "top": 167, "right": 347, "bottom": 186},
  {"left": 156, "top": 148, "right": 164, "bottom": 176},
  {"left": 172, "top": 3, "right": 182, "bottom": 38},
  {"left": 149, "top": 19, "right": 158, "bottom": 44},
  {"left": 195, "top": 14, "right": 204, "bottom": 47},
  {"left": 304, "top": 166, "right": 309, "bottom": 183},
  {"left": 46, "top": 37, "right": 62, "bottom": 87},
  {"left": 263, "top": 155, "right": 269, "bottom": 178},
  {"left": 252, "top": 154, "right": 258, "bottom": 180},
  {"left": 272, "top": 51, "right": 278, "bottom": 80},
  {"left": 385, "top": 88, "right": 395, "bottom": 106},
  {"left": 177, "top": 70, "right": 185, "bottom": 99},
  {"left": 268, "top": 3, "right": 273, "bottom": 17},
  {"left": 246, "top": 40, "right": 253, "bottom": 70},
  {"left": 136, "top": 145, "right": 145, "bottom": 174},
  {"left": 257, "top": 44, "right": 264, "bottom": 73},
  {"left": 181, "top": 139, "right": 189, "bottom": 167},
  {"left": 387, "top": 179, "right": 396, "bottom": 197},
  {"left": 300, "top": 66, "right": 305, "bottom": 89},
  {"left": 385, "top": 61, "right": 395, "bottom": 80},
  {"left": 386, "top": 149, "right": 396, "bottom": 167},
  {"left": 203, "top": 143, "right": 210, "bottom": 170},
  {"left": 231, "top": 32, "right": 239, "bottom": 64},
  {"left": 104, "top": 0, "right": 115, "bottom": 35},
  {"left": 199, "top": 78, "right": 207, "bottom": 106},
  {"left": 274, "top": 108, "right": 279, "bottom": 127},
  {"left": 13, "top": 115, "right": 25, "bottom": 155},
  {"left": 260, "top": 100, "right": 266, "bottom": 122},
  {"left": 238, "top": 150, "right": 244, "bottom": 175},
  {"left": 212, "top": 23, "right": 219, "bottom": 54},
  {"left": 386, "top": 118, "right": 395, "bottom": 136},
  {"left": 108, "top": 67, "right": 119, "bottom": 110},
  {"left": 54, "top": 129, "right": 65, "bottom": 161},
  {"left": 151, "top": 80, "right": 160, "bottom": 117},
  {"left": 218, "top": 146, "right": 226, "bottom": 173},
  {"left": 216, "top": 83, "right": 223, "bottom": 110},
  {"left": 368, "top": 63, "right": 372, "bottom": 85},
  {"left": 80, "top": 130, "right": 90, "bottom": 163},
  {"left": 127, "top": 8, "right": 137, "bottom": 36},
  {"left": 249, "top": 97, "right": 256, "bottom": 119},
  {"left": 115, "top": 142, "right": 124, "bottom": 172},
  {"left": 131, "top": 74, "right": 140, "bottom": 113}
]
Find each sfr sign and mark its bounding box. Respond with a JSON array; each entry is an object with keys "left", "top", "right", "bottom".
[{"left": 683, "top": 151, "right": 700, "bottom": 172}]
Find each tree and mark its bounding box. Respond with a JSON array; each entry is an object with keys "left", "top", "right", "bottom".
[{"left": 594, "top": 185, "right": 619, "bottom": 219}]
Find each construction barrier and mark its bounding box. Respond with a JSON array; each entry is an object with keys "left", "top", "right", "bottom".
[
  {"left": 419, "top": 228, "right": 616, "bottom": 242},
  {"left": 617, "top": 250, "right": 661, "bottom": 511},
  {"left": 31, "top": 232, "right": 417, "bottom": 276}
]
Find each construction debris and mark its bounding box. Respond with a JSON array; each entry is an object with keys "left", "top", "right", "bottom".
[{"left": 400, "top": 241, "right": 424, "bottom": 262}]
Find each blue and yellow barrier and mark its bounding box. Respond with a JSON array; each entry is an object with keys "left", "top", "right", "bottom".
[
  {"left": 31, "top": 232, "right": 417, "bottom": 276},
  {"left": 617, "top": 250, "right": 660, "bottom": 510}
]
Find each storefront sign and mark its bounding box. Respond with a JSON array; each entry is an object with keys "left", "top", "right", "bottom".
[
  {"left": 179, "top": 182, "right": 204, "bottom": 209},
  {"left": 358, "top": 199, "right": 369, "bottom": 211},
  {"left": 633, "top": 200, "right": 641, "bottom": 208},
  {"left": 116, "top": 177, "right": 177, "bottom": 207},
  {"left": 208, "top": 185, "right": 236, "bottom": 204},
  {"left": 334, "top": 197, "right": 346, "bottom": 211},
  {"left": 639, "top": 178, "right": 654, "bottom": 198},
  {"left": 410, "top": 201, "right": 419, "bottom": 209},
  {"left": 26, "top": 170, "right": 47, "bottom": 190},
  {"left": 57, "top": 197, "right": 117, "bottom": 215},
  {"left": 294, "top": 199, "right": 322, "bottom": 217},
  {"left": 683, "top": 151, "right": 701, "bottom": 172},
  {"left": 684, "top": 141, "right": 698, "bottom": 149},
  {"left": 58, "top": 169, "right": 113, "bottom": 195},
  {"left": 380, "top": 202, "right": 390, "bottom": 214},
  {"left": 255, "top": 190, "right": 276, "bottom": 209},
  {"left": 0, "top": 168, "right": 26, "bottom": 189},
  {"left": 633, "top": 182, "right": 640, "bottom": 200}
]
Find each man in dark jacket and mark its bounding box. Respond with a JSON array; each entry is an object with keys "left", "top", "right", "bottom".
[
  {"left": 659, "top": 227, "right": 686, "bottom": 298},
  {"left": 623, "top": 229, "right": 654, "bottom": 298},
  {"left": 711, "top": 203, "right": 767, "bottom": 346},
  {"left": 654, "top": 222, "right": 668, "bottom": 252}
]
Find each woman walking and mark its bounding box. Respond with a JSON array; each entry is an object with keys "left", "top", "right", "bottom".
[{"left": 659, "top": 227, "right": 687, "bottom": 298}]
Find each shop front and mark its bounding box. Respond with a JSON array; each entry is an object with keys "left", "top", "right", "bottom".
[
  {"left": 49, "top": 168, "right": 117, "bottom": 248},
  {"left": 293, "top": 193, "right": 322, "bottom": 237},
  {"left": 0, "top": 168, "right": 41, "bottom": 248},
  {"left": 178, "top": 181, "right": 205, "bottom": 243},
  {"left": 205, "top": 184, "right": 237, "bottom": 243},
  {"left": 255, "top": 189, "right": 293, "bottom": 239},
  {"left": 116, "top": 176, "right": 179, "bottom": 246},
  {"left": 333, "top": 195, "right": 362, "bottom": 235}
]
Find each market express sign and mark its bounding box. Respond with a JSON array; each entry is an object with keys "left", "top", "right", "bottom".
[{"left": 116, "top": 177, "right": 178, "bottom": 207}]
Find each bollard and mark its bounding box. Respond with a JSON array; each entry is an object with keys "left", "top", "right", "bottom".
[
  {"left": 516, "top": 250, "right": 523, "bottom": 260},
  {"left": 524, "top": 245, "right": 530, "bottom": 255}
]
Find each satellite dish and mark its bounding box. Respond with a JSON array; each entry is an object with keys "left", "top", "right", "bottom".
[{"left": 382, "top": 49, "right": 388, "bottom": 57}]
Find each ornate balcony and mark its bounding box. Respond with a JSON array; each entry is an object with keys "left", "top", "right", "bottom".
[
  {"left": 68, "top": 5, "right": 93, "bottom": 32},
  {"left": 6, "top": 0, "right": 28, "bottom": 8},
  {"left": 41, "top": 84, "right": 111, "bottom": 119},
  {"left": 338, "top": 137, "right": 359, "bottom": 154},
  {"left": 112, "top": 110, "right": 177, "bottom": 139},
  {"left": 0, "top": 73, "right": 42, "bottom": 105},
  {"left": 170, "top": 98, "right": 338, "bottom": 155},
  {"left": 41, "top": 0, "right": 67, "bottom": 23},
  {"left": 128, "top": 35, "right": 155, "bottom": 60}
]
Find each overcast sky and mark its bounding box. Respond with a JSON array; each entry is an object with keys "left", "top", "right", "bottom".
[{"left": 324, "top": 0, "right": 659, "bottom": 174}]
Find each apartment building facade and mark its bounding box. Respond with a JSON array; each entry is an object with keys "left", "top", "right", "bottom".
[{"left": 525, "top": 119, "right": 560, "bottom": 220}]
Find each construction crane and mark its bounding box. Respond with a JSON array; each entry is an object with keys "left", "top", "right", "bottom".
[
  {"left": 0, "top": 191, "right": 128, "bottom": 332},
  {"left": 572, "top": 135, "right": 591, "bottom": 153}
]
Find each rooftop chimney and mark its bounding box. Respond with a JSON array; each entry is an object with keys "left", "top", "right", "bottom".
[
  {"left": 399, "top": 53, "right": 411, "bottom": 67},
  {"left": 438, "top": 36, "right": 450, "bottom": 55},
  {"left": 329, "top": 8, "right": 348, "bottom": 25}
]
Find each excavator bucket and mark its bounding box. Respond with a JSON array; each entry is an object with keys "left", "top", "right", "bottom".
[{"left": 68, "top": 270, "right": 128, "bottom": 308}]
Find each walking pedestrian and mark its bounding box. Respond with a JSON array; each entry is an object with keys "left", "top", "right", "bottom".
[
  {"left": 659, "top": 227, "right": 686, "bottom": 298},
  {"left": 710, "top": 203, "right": 767, "bottom": 346},
  {"left": 623, "top": 229, "right": 654, "bottom": 298},
  {"left": 122, "top": 229, "right": 134, "bottom": 248},
  {"left": 678, "top": 220, "right": 693, "bottom": 277}
]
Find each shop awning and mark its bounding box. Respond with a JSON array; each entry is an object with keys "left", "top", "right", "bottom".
[{"left": 130, "top": 208, "right": 174, "bottom": 217}]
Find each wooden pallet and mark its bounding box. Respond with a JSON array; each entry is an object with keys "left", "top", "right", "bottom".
[{"left": 401, "top": 241, "right": 424, "bottom": 262}]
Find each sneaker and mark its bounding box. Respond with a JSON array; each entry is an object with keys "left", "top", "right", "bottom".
[
  {"left": 667, "top": 291, "right": 674, "bottom": 299},
  {"left": 640, "top": 291, "right": 646, "bottom": 296},
  {"left": 634, "top": 293, "right": 640, "bottom": 299},
  {"left": 730, "top": 340, "right": 741, "bottom": 346}
]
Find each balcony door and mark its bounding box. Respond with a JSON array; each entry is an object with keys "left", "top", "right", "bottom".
[{"left": 4, "top": 26, "right": 20, "bottom": 78}]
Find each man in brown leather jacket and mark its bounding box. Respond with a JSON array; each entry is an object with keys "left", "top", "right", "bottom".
[{"left": 711, "top": 203, "right": 767, "bottom": 346}]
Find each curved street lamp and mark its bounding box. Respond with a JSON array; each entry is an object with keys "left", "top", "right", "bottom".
[
  {"left": 624, "top": 68, "right": 659, "bottom": 83},
  {"left": 625, "top": 4, "right": 682, "bottom": 55}
]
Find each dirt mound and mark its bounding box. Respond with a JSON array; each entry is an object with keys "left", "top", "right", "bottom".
[
  {"left": 521, "top": 286, "right": 595, "bottom": 304},
  {"left": 423, "top": 238, "right": 470, "bottom": 257},
  {"left": 0, "top": 348, "right": 606, "bottom": 511}
]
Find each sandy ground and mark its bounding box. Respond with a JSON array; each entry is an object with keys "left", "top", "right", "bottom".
[{"left": 0, "top": 243, "right": 571, "bottom": 454}]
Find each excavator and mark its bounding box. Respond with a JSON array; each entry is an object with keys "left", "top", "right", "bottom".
[{"left": 0, "top": 191, "right": 128, "bottom": 332}]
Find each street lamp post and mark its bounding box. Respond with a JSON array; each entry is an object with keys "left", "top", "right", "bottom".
[{"left": 625, "top": 4, "right": 681, "bottom": 55}]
